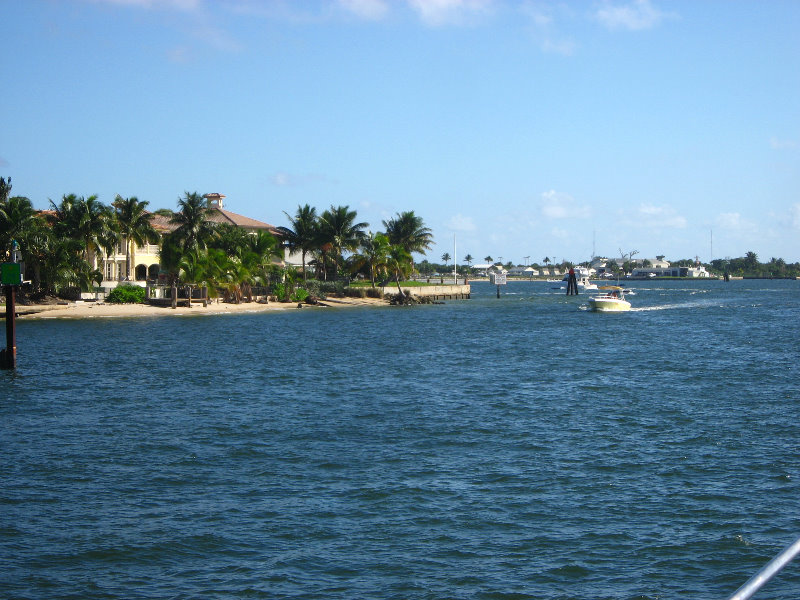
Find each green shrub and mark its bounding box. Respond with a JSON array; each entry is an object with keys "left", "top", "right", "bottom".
[
  {"left": 302, "top": 280, "right": 347, "bottom": 299},
  {"left": 291, "top": 288, "right": 309, "bottom": 303},
  {"left": 272, "top": 283, "right": 288, "bottom": 302},
  {"left": 106, "top": 284, "right": 146, "bottom": 304}
]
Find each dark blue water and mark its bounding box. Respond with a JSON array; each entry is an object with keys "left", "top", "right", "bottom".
[{"left": 2, "top": 280, "right": 799, "bottom": 599}]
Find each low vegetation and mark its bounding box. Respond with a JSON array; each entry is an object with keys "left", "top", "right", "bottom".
[{"left": 106, "top": 284, "right": 146, "bottom": 304}]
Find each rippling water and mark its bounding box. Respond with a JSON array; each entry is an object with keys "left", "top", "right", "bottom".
[{"left": 2, "top": 279, "right": 799, "bottom": 599}]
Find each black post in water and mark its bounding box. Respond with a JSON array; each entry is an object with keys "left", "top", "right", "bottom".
[
  {"left": 496, "top": 284, "right": 500, "bottom": 298},
  {"left": 2, "top": 285, "right": 16, "bottom": 370},
  {"left": 566, "top": 268, "right": 578, "bottom": 295}
]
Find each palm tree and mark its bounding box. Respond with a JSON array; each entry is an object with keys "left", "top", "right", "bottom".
[
  {"left": 382, "top": 211, "right": 433, "bottom": 258},
  {"left": 317, "top": 205, "right": 367, "bottom": 280},
  {"left": 0, "top": 177, "right": 11, "bottom": 204},
  {"left": 241, "top": 230, "right": 284, "bottom": 300},
  {"left": 170, "top": 191, "right": 216, "bottom": 253},
  {"left": 0, "top": 196, "right": 38, "bottom": 258},
  {"left": 49, "top": 194, "right": 114, "bottom": 268},
  {"left": 211, "top": 223, "right": 252, "bottom": 259},
  {"left": 113, "top": 195, "right": 159, "bottom": 281},
  {"left": 464, "top": 254, "right": 473, "bottom": 268},
  {"left": 484, "top": 255, "right": 493, "bottom": 264},
  {"left": 387, "top": 244, "right": 413, "bottom": 295},
  {"left": 352, "top": 232, "right": 391, "bottom": 288},
  {"left": 441, "top": 252, "right": 451, "bottom": 268},
  {"left": 278, "top": 204, "right": 318, "bottom": 280}
]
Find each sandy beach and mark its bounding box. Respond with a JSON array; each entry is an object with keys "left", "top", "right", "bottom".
[{"left": 13, "top": 296, "right": 388, "bottom": 320}]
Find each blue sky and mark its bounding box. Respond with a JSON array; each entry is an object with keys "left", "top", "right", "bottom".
[{"left": 2, "top": 0, "right": 799, "bottom": 264}]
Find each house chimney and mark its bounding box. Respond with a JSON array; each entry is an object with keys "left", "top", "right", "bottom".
[{"left": 202, "top": 193, "right": 226, "bottom": 209}]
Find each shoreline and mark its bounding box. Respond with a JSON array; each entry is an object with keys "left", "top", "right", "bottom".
[{"left": 12, "top": 297, "right": 389, "bottom": 320}]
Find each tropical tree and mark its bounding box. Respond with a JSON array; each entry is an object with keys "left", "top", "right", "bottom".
[
  {"left": 464, "top": 254, "right": 473, "bottom": 269},
  {"left": 352, "top": 232, "right": 391, "bottom": 288},
  {"left": 278, "top": 204, "right": 318, "bottom": 280},
  {"left": 0, "top": 177, "right": 11, "bottom": 204},
  {"left": 386, "top": 244, "right": 413, "bottom": 294},
  {"left": 211, "top": 223, "right": 252, "bottom": 259},
  {"left": 36, "top": 236, "right": 102, "bottom": 294},
  {"left": 49, "top": 194, "right": 114, "bottom": 267},
  {"left": 170, "top": 191, "right": 216, "bottom": 253},
  {"left": 441, "top": 252, "right": 451, "bottom": 267},
  {"left": 744, "top": 250, "right": 759, "bottom": 271},
  {"left": 317, "top": 205, "right": 367, "bottom": 280},
  {"left": 113, "top": 195, "right": 159, "bottom": 280},
  {"left": 0, "top": 196, "right": 39, "bottom": 258},
  {"left": 382, "top": 211, "right": 433, "bottom": 258},
  {"left": 241, "top": 230, "right": 284, "bottom": 299},
  {"left": 484, "top": 255, "right": 493, "bottom": 264}
]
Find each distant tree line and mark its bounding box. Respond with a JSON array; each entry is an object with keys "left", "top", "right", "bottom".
[{"left": 711, "top": 251, "right": 800, "bottom": 278}]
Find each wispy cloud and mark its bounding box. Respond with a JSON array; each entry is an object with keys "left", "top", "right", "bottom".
[
  {"left": 88, "top": 0, "right": 202, "bottom": 11},
  {"left": 540, "top": 190, "right": 591, "bottom": 219},
  {"left": 446, "top": 213, "right": 477, "bottom": 231},
  {"left": 594, "top": 0, "right": 672, "bottom": 31},
  {"left": 635, "top": 203, "right": 686, "bottom": 228},
  {"left": 270, "top": 172, "right": 336, "bottom": 187},
  {"left": 770, "top": 136, "right": 798, "bottom": 150},
  {"left": 521, "top": 2, "right": 578, "bottom": 55},
  {"left": 715, "top": 211, "right": 759, "bottom": 235},
  {"left": 407, "top": 0, "right": 494, "bottom": 27},
  {"left": 338, "top": 0, "right": 389, "bottom": 21},
  {"left": 790, "top": 204, "right": 800, "bottom": 229},
  {"left": 89, "top": 0, "right": 242, "bottom": 54}
]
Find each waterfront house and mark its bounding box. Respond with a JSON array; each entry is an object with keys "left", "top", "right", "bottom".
[{"left": 98, "top": 193, "right": 284, "bottom": 290}]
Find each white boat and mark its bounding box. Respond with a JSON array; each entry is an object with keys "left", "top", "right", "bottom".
[
  {"left": 588, "top": 286, "right": 631, "bottom": 312},
  {"left": 562, "top": 268, "right": 597, "bottom": 291}
]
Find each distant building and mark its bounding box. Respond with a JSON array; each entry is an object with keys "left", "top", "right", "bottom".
[{"left": 508, "top": 266, "right": 537, "bottom": 277}]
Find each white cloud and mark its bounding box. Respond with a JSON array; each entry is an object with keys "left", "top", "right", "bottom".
[
  {"left": 338, "top": 0, "right": 389, "bottom": 21},
  {"left": 595, "top": 0, "right": 670, "bottom": 31},
  {"left": 90, "top": 0, "right": 201, "bottom": 11},
  {"left": 551, "top": 226, "right": 570, "bottom": 239},
  {"left": 270, "top": 172, "right": 335, "bottom": 187},
  {"left": 406, "top": 0, "right": 494, "bottom": 27},
  {"left": 770, "top": 136, "right": 798, "bottom": 150},
  {"left": 521, "top": 2, "right": 577, "bottom": 55},
  {"left": 540, "top": 190, "right": 591, "bottom": 219},
  {"left": 541, "top": 37, "right": 577, "bottom": 55},
  {"left": 791, "top": 204, "right": 800, "bottom": 229},
  {"left": 717, "top": 212, "right": 743, "bottom": 229},
  {"left": 636, "top": 203, "right": 686, "bottom": 228},
  {"left": 445, "top": 213, "right": 477, "bottom": 231},
  {"left": 716, "top": 212, "right": 760, "bottom": 237}
]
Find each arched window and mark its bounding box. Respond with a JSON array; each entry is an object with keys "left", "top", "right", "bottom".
[{"left": 135, "top": 264, "right": 147, "bottom": 281}]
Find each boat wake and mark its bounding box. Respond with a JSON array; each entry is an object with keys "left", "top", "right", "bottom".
[{"left": 630, "top": 299, "right": 723, "bottom": 312}]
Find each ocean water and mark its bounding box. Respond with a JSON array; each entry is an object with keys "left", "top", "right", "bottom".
[{"left": 2, "top": 279, "right": 799, "bottom": 599}]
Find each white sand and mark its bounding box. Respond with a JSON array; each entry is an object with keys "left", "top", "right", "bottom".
[{"left": 16, "top": 296, "right": 388, "bottom": 320}]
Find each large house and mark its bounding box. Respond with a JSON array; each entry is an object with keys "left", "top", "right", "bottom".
[{"left": 98, "top": 193, "right": 284, "bottom": 289}]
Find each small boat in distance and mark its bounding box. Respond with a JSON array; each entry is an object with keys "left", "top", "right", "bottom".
[{"left": 588, "top": 286, "right": 631, "bottom": 312}]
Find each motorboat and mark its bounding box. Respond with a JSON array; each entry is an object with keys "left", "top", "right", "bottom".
[
  {"left": 588, "top": 286, "right": 631, "bottom": 312},
  {"left": 562, "top": 268, "right": 597, "bottom": 291}
]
